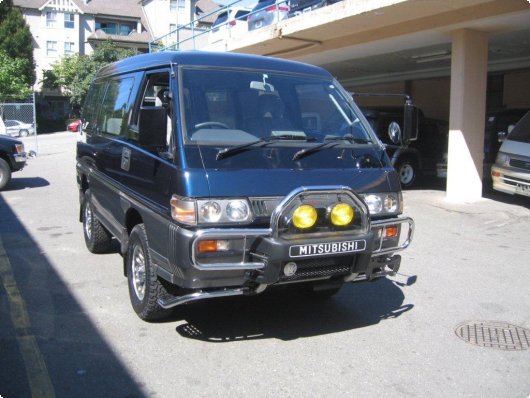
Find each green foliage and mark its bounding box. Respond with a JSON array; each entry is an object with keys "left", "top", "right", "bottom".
[
  {"left": 44, "top": 41, "right": 136, "bottom": 107},
  {"left": 0, "top": 2, "right": 35, "bottom": 86},
  {"left": 0, "top": 50, "right": 31, "bottom": 100}
]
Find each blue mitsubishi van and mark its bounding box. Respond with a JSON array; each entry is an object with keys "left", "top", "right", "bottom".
[{"left": 77, "top": 51, "right": 416, "bottom": 321}]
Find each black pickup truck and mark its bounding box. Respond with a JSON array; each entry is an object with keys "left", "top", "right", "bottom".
[{"left": 0, "top": 134, "right": 27, "bottom": 190}]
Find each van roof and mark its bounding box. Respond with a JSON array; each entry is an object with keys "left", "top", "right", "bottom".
[{"left": 96, "top": 51, "right": 331, "bottom": 79}]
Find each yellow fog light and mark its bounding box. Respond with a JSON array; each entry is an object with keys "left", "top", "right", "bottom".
[
  {"left": 330, "top": 203, "right": 354, "bottom": 226},
  {"left": 292, "top": 205, "right": 318, "bottom": 229}
]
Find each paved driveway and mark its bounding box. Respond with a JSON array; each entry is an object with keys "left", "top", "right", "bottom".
[{"left": 1, "top": 133, "right": 529, "bottom": 398}]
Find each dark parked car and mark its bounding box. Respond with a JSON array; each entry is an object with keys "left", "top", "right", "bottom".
[
  {"left": 362, "top": 107, "right": 448, "bottom": 188},
  {"left": 0, "top": 135, "right": 27, "bottom": 190},
  {"left": 248, "top": 0, "right": 289, "bottom": 31}
]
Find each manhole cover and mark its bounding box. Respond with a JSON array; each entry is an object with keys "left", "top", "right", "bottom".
[{"left": 455, "top": 321, "right": 530, "bottom": 351}]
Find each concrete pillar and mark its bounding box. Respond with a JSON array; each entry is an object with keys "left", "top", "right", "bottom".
[{"left": 446, "top": 29, "right": 488, "bottom": 201}]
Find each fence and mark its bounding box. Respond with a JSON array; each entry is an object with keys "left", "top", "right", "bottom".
[{"left": 0, "top": 93, "right": 38, "bottom": 156}]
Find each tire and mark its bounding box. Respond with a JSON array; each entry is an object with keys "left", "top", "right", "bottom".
[
  {"left": 0, "top": 158, "right": 12, "bottom": 191},
  {"left": 126, "top": 224, "right": 171, "bottom": 321},
  {"left": 82, "top": 190, "right": 112, "bottom": 253},
  {"left": 396, "top": 158, "right": 417, "bottom": 188},
  {"left": 19, "top": 130, "right": 29, "bottom": 137}
]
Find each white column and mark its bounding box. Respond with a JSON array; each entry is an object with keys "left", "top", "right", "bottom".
[{"left": 446, "top": 29, "right": 488, "bottom": 201}]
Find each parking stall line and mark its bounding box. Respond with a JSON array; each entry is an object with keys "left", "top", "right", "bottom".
[{"left": 0, "top": 236, "right": 55, "bottom": 398}]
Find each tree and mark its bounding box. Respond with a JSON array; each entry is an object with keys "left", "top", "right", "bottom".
[
  {"left": 44, "top": 41, "right": 136, "bottom": 109},
  {"left": 0, "top": 50, "right": 31, "bottom": 99},
  {"left": 0, "top": 0, "right": 36, "bottom": 86}
]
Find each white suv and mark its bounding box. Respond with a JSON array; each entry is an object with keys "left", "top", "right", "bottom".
[{"left": 208, "top": 7, "right": 250, "bottom": 44}]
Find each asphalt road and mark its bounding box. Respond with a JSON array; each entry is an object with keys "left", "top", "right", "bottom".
[{"left": 1, "top": 133, "right": 529, "bottom": 398}]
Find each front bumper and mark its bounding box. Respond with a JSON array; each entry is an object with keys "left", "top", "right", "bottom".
[
  {"left": 491, "top": 164, "right": 530, "bottom": 197},
  {"left": 164, "top": 187, "right": 414, "bottom": 291},
  {"left": 12, "top": 152, "right": 27, "bottom": 171}
]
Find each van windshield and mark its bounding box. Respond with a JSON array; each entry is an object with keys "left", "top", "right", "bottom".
[
  {"left": 507, "top": 111, "right": 530, "bottom": 143},
  {"left": 180, "top": 68, "right": 373, "bottom": 146}
]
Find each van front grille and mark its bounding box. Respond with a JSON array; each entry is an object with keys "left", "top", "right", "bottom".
[
  {"left": 278, "top": 257, "right": 353, "bottom": 283},
  {"left": 509, "top": 158, "right": 530, "bottom": 171}
]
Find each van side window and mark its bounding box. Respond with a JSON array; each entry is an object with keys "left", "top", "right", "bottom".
[
  {"left": 82, "top": 81, "right": 107, "bottom": 134},
  {"left": 135, "top": 72, "right": 172, "bottom": 151},
  {"left": 96, "top": 77, "right": 135, "bottom": 136}
]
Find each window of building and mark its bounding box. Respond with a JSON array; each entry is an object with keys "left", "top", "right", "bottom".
[
  {"left": 170, "top": 0, "right": 185, "bottom": 11},
  {"left": 46, "top": 41, "right": 57, "bottom": 56},
  {"left": 46, "top": 11, "right": 57, "bottom": 28},
  {"left": 64, "top": 13, "right": 75, "bottom": 29},
  {"left": 64, "top": 42, "right": 75, "bottom": 55},
  {"left": 95, "top": 20, "right": 135, "bottom": 36}
]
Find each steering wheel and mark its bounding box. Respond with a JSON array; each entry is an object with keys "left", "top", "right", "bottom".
[{"left": 194, "top": 121, "right": 230, "bottom": 129}]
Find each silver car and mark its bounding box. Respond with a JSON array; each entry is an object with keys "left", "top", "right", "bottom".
[
  {"left": 248, "top": 0, "right": 289, "bottom": 31},
  {"left": 4, "top": 120, "right": 35, "bottom": 137}
]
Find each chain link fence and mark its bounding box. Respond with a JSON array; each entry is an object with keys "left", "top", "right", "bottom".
[{"left": 0, "top": 93, "right": 39, "bottom": 156}]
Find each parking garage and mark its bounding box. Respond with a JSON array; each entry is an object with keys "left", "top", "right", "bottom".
[{"left": 164, "top": 0, "right": 530, "bottom": 201}]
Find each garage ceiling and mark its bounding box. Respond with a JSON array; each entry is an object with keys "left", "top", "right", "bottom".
[{"left": 229, "top": 0, "right": 530, "bottom": 86}]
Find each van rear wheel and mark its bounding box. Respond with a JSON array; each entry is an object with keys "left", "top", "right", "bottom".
[
  {"left": 127, "top": 224, "right": 171, "bottom": 321},
  {"left": 82, "top": 190, "right": 112, "bottom": 253}
]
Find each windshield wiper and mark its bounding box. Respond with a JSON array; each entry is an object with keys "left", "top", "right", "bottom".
[
  {"left": 292, "top": 134, "right": 371, "bottom": 161},
  {"left": 216, "top": 135, "right": 309, "bottom": 160}
]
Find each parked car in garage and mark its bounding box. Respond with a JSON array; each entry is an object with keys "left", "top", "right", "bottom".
[
  {"left": 209, "top": 6, "right": 251, "bottom": 44},
  {"left": 491, "top": 110, "right": 530, "bottom": 197},
  {"left": 436, "top": 108, "right": 529, "bottom": 180},
  {"left": 248, "top": 0, "right": 289, "bottom": 31},
  {"left": 362, "top": 107, "right": 448, "bottom": 188},
  {"left": 3, "top": 120, "right": 35, "bottom": 137},
  {"left": 0, "top": 134, "right": 27, "bottom": 190}
]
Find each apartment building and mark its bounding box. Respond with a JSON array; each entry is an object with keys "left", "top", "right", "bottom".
[{"left": 13, "top": 0, "right": 214, "bottom": 118}]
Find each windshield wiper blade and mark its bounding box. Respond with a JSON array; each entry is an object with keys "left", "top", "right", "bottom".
[
  {"left": 292, "top": 134, "right": 371, "bottom": 161},
  {"left": 216, "top": 135, "right": 309, "bottom": 160}
]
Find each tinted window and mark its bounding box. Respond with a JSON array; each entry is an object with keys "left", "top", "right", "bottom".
[
  {"left": 181, "top": 68, "right": 372, "bottom": 145},
  {"left": 508, "top": 111, "right": 530, "bottom": 142},
  {"left": 96, "top": 77, "right": 135, "bottom": 136},
  {"left": 213, "top": 12, "right": 228, "bottom": 26},
  {"left": 83, "top": 81, "right": 108, "bottom": 134}
]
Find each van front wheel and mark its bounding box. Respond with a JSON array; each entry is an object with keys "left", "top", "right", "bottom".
[{"left": 127, "top": 224, "right": 171, "bottom": 321}]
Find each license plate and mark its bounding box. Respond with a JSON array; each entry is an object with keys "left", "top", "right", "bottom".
[
  {"left": 516, "top": 184, "right": 530, "bottom": 194},
  {"left": 289, "top": 240, "right": 366, "bottom": 258}
]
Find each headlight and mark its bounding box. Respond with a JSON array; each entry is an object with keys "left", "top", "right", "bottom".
[
  {"left": 363, "top": 194, "right": 382, "bottom": 214},
  {"left": 361, "top": 193, "right": 401, "bottom": 216},
  {"left": 171, "top": 196, "right": 253, "bottom": 225},
  {"left": 200, "top": 201, "right": 222, "bottom": 223},
  {"left": 226, "top": 200, "right": 250, "bottom": 222},
  {"left": 330, "top": 203, "right": 354, "bottom": 226},
  {"left": 495, "top": 152, "right": 510, "bottom": 167},
  {"left": 292, "top": 205, "right": 318, "bottom": 229}
]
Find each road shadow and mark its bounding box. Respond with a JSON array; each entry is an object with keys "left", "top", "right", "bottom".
[
  {"left": 172, "top": 277, "right": 413, "bottom": 343},
  {"left": 0, "top": 195, "right": 145, "bottom": 398},
  {"left": 3, "top": 176, "right": 50, "bottom": 191}
]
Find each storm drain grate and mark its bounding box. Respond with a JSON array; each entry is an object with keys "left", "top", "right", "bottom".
[{"left": 455, "top": 321, "right": 530, "bottom": 351}]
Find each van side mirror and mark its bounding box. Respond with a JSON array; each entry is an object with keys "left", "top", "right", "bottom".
[
  {"left": 403, "top": 102, "right": 419, "bottom": 145},
  {"left": 138, "top": 107, "right": 167, "bottom": 148}
]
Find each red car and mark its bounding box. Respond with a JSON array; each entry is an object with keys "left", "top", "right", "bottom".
[{"left": 67, "top": 119, "right": 81, "bottom": 132}]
